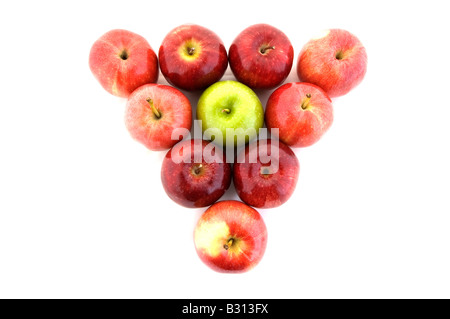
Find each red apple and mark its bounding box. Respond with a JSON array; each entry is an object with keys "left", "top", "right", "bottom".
[
  {"left": 265, "top": 82, "right": 333, "bottom": 147},
  {"left": 125, "top": 84, "right": 192, "bottom": 151},
  {"left": 234, "top": 139, "right": 299, "bottom": 208},
  {"left": 161, "top": 139, "right": 231, "bottom": 208},
  {"left": 228, "top": 24, "right": 294, "bottom": 90},
  {"left": 194, "top": 200, "right": 268, "bottom": 273},
  {"left": 297, "top": 29, "right": 367, "bottom": 98},
  {"left": 159, "top": 24, "right": 228, "bottom": 91},
  {"left": 89, "top": 29, "right": 158, "bottom": 98}
]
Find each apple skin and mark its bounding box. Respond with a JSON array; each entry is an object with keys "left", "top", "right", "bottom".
[
  {"left": 265, "top": 82, "right": 333, "bottom": 147},
  {"left": 161, "top": 139, "right": 231, "bottom": 208},
  {"left": 197, "top": 81, "right": 264, "bottom": 147},
  {"left": 229, "top": 24, "right": 294, "bottom": 90},
  {"left": 297, "top": 29, "right": 367, "bottom": 98},
  {"left": 125, "top": 84, "right": 192, "bottom": 151},
  {"left": 89, "top": 29, "right": 158, "bottom": 98},
  {"left": 159, "top": 24, "right": 228, "bottom": 91},
  {"left": 234, "top": 140, "right": 299, "bottom": 208},
  {"left": 194, "top": 200, "right": 268, "bottom": 273}
]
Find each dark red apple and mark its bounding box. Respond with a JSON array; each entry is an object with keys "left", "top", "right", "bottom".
[
  {"left": 158, "top": 24, "right": 228, "bottom": 91},
  {"left": 297, "top": 29, "right": 368, "bottom": 98},
  {"left": 194, "top": 200, "right": 268, "bottom": 273},
  {"left": 161, "top": 139, "right": 231, "bottom": 208},
  {"left": 228, "top": 24, "right": 294, "bottom": 90},
  {"left": 89, "top": 29, "right": 158, "bottom": 98},
  {"left": 125, "top": 84, "right": 192, "bottom": 151},
  {"left": 234, "top": 139, "right": 299, "bottom": 208},
  {"left": 265, "top": 82, "right": 333, "bottom": 147}
]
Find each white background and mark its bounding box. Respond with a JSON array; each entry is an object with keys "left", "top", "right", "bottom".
[{"left": 1, "top": 0, "right": 449, "bottom": 299}]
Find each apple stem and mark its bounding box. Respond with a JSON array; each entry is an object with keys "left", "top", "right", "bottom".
[
  {"left": 223, "top": 238, "right": 234, "bottom": 250},
  {"left": 222, "top": 108, "right": 231, "bottom": 114},
  {"left": 260, "top": 45, "right": 275, "bottom": 54},
  {"left": 119, "top": 49, "right": 129, "bottom": 60},
  {"left": 335, "top": 50, "right": 344, "bottom": 60},
  {"left": 187, "top": 47, "right": 195, "bottom": 55},
  {"left": 301, "top": 94, "right": 312, "bottom": 110},
  {"left": 193, "top": 164, "right": 203, "bottom": 175},
  {"left": 146, "top": 98, "right": 161, "bottom": 119},
  {"left": 261, "top": 167, "right": 271, "bottom": 176}
]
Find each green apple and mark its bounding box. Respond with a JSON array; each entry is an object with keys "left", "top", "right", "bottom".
[{"left": 197, "top": 81, "right": 264, "bottom": 147}]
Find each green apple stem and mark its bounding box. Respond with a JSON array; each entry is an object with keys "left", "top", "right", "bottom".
[
  {"left": 223, "top": 238, "right": 234, "bottom": 250},
  {"left": 301, "top": 94, "right": 312, "bottom": 110},
  {"left": 222, "top": 108, "right": 231, "bottom": 114},
  {"left": 146, "top": 98, "right": 161, "bottom": 118}
]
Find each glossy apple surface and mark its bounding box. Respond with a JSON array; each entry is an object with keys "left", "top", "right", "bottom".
[
  {"left": 234, "top": 139, "right": 299, "bottom": 208},
  {"left": 297, "top": 29, "right": 367, "bottom": 98},
  {"left": 197, "top": 81, "right": 264, "bottom": 147},
  {"left": 265, "top": 82, "right": 333, "bottom": 147},
  {"left": 125, "top": 84, "right": 192, "bottom": 151},
  {"left": 161, "top": 139, "right": 231, "bottom": 208},
  {"left": 89, "top": 29, "right": 158, "bottom": 98},
  {"left": 229, "top": 24, "right": 294, "bottom": 89},
  {"left": 159, "top": 24, "right": 228, "bottom": 91},
  {"left": 194, "top": 200, "right": 268, "bottom": 273}
]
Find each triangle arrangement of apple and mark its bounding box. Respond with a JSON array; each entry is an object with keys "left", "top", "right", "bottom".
[{"left": 89, "top": 24, "right": 367, "bottom": 273}]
